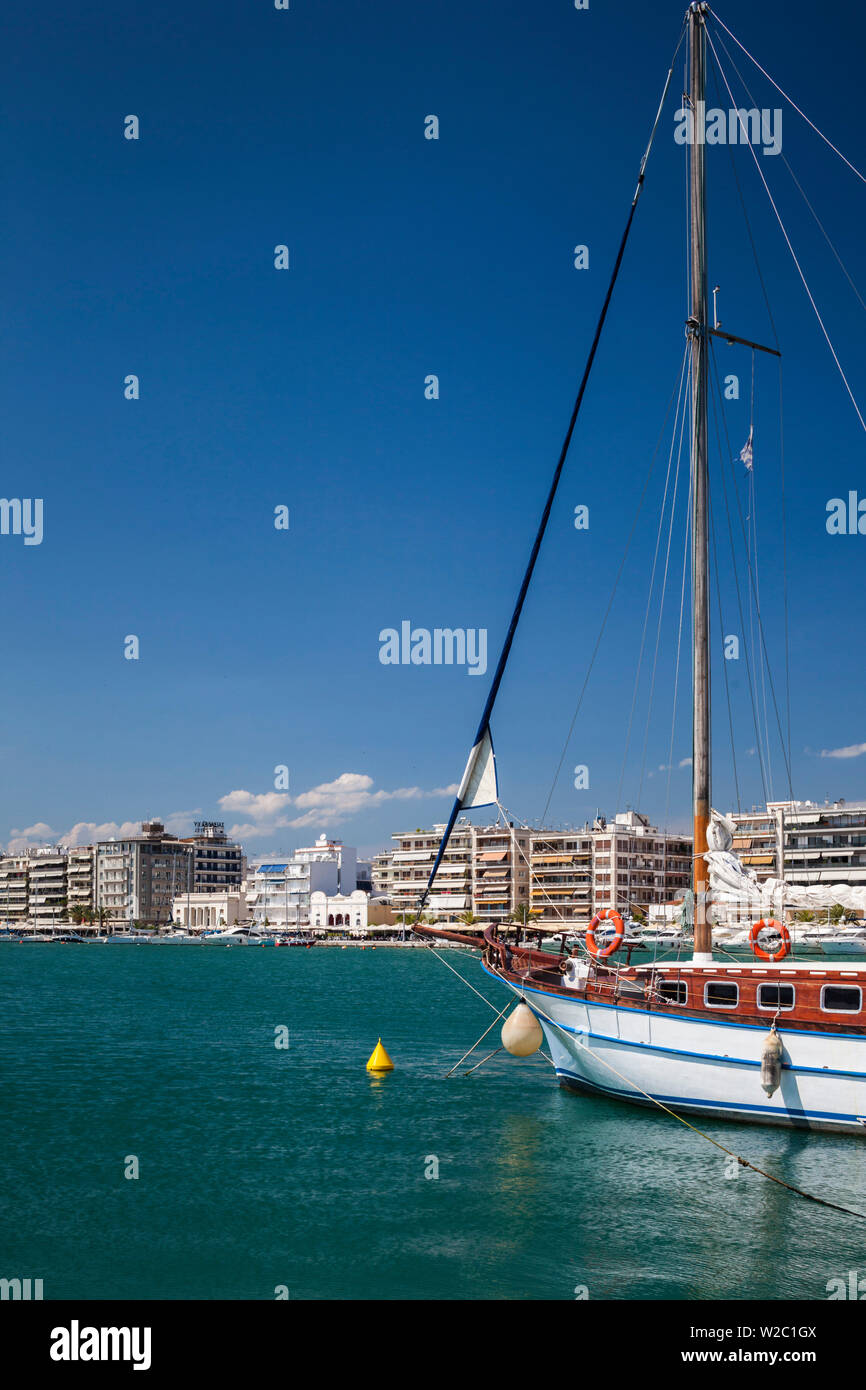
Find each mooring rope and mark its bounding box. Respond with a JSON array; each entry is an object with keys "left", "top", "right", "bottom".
[
  {"left": 444, "top": 999, "right": 512, "bottom": 1077},
  {"left": 520, "top": 982, "right": 866, "bottom": 1223},
  {"left": 427, "top": 931, "right": 866, "bottom": 1219}
]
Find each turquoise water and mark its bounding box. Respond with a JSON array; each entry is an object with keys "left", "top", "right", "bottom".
[{"left": 1, "top": 943, "right": 864, "bottom": 1301}]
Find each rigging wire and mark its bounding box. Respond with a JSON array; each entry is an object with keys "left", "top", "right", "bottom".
[
  {"left": 707, "top": 352, "right": 772, "bottom": 804},
  {"left": 706, "top": 25, "right": 866, "bottom": 435},
  {"left": 615, "top": 344, "right": 690, "bottom": 811},
  {"left": 710, "top": 8, "right": 866, "bottom": 188},
  {"left": 539, "top": 347, "right": 689, "bottom": 827},
  {"left": 713, "top": 22, "right": 866, "bottom": 321},
  {"left": 708, "top": 486, "right": 742, "bottom": 812},
  {"left": 636, "top": 375, "right": 691, "bottom": 811},
  {"left": 709, "top": 342, "right": 794, "bottom": 800},
  {"left": 663, "top": 439, "right": 694, "bottom": 834},
  {"left": 705, "top": 52, "right": 793, "bottom": 796},
  {"left": 744, "top": 354, "right": 775, "bottom": 799}
]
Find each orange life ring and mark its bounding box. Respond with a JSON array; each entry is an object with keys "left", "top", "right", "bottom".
[
  {"left": 750, "top": 918, "right": 790, "bottom": 962},
  {"left": 586, "top": 909, "right": 625, "bottom": 959}
]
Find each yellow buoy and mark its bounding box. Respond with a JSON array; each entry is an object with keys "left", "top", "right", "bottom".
[
  {"left": 366, "top": 1038, "right": 394, "bottom": 1072},
  {"left": 501, "top": 1002, "right": 543, "bottom": 1057}
]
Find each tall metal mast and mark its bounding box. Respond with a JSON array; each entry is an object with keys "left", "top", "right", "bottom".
[{"left": 688, "top": 2, "right": 713, "bottom": 962}]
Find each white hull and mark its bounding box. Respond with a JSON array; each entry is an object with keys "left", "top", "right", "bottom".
[{"left": 498, "top": 972, "right": 866, "bottom": 1135}]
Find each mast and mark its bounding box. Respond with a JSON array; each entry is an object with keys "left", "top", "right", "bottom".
[{"left": 688, "top": 2, "right": 712, "bottom": 962}]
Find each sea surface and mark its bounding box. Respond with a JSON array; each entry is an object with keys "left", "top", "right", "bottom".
[{"left": 1, "top": 942, "right": 864, "bottom": 1301}]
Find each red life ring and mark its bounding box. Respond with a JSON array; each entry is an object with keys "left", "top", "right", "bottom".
[
  {"left": 750, "top": 918, "right": 790, "bottom": 962},
  {"left": 586, "top": 909, "right": 625, "bottom": 959}
]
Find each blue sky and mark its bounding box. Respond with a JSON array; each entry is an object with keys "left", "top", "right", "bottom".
[{"left": 1, "top": 0, "right": 864, "bottom": 857}]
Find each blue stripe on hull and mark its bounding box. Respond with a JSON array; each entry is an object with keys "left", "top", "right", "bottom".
[
  {"left": 554, "top": 1066, "right": 865, "bottom": 1131},
  {"left": 548, "top": 1015, "right": 866, "bottom": 1081}
]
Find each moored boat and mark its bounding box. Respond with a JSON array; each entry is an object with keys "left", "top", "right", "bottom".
[{"left": 413, "top": 2, "right": 866, "bottom": 1136}]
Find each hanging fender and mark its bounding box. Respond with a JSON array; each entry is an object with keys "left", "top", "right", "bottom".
[
  {"left": 750, "top": 918, "right": 791, "bottom": 962},
  {"left": 586, "top": 909, "right": 625, "bottom": 959}
]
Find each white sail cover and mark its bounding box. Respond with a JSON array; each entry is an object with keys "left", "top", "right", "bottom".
[
  {"left": 705, "top": 809, "right": 866, "bottom": 913},
  {"left": 457, "top": 728, "right": 498, "bottom": 810}
]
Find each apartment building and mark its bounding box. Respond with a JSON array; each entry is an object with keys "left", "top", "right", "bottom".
[
  {"left": 95, "top": 820, "right": 193, "bottom": 926},
  {"left": 67, "top": 847, "right": 96, "bottom": 918},
  {"left": 371, "top": 850, "right": 394, "bottom": 899},
  {"left": 591, "top": 811, "right": 692, "bottom": 915},
  {"left": 388, "top": 823, "right": 474, "bottom": 921},
  {"left": 292, "top": 835, "right": 357, "bottom": 895},
  {"left": 529, "top": 829, "right": 594, "bottom": 931},
  {"left": 0, "top": 855, "right": 31, "bottom": 923},
  {"left": 250, "top": 837, "right": 357, "bottom": 928},
  {"left": 471, "top": 823, "right": 532, "bottom": 925},
  {"left": 729, "top": 799, "right": 866, "bottom": 897},
  {"left": 179, "top": 821, "right": 244, "bottom": 893},
  {"left": 28, "top": 851, "right": 68, "bottom": 927},
  {"left": 385, "top": 811, "right": 692, "bottom": 926}
]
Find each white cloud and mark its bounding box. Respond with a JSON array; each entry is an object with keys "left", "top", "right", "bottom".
[
  {"left": 64, "top": 820, "right": 144, "bottom": 847},
  {"left": 820, "top": 742, "right": 866, "bottom": 760},
  {"left": 220, "top": 771, "right": 458, "bottom": 839},
  {"left": 5, "top": 813, "right": 194, "bottom": 853},
  {"left": 4, "top": 775, "right": 459, "bottom": 853},
  {"left": 6, "top": 822, "right": 58, "bottom": 851}
]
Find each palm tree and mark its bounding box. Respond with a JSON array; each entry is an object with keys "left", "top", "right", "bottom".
[
  {"left": 457, "top": 910, "right": 480, "bottom": 926},
  {"left": 509, "top": 903, "right": 532, "bottom": 926}
]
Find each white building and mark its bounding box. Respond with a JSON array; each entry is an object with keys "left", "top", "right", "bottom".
[
  {"left": 0, "top": 855, "right": 31, "bottom": 923},
  {"left": 309, "top": 890, "right": 368, "bottom": 933},
  {"left": 172, "top": 891, "right": 247, "bottom": 930},
  {"left": 292, "top": 835, "right": 357, "bottom": 894},
  {"left": 28, "top": 851, "right": 68, "bottom": 927},
  {"left": 250, "top": 835, "right": 358, "bottom": 928}
]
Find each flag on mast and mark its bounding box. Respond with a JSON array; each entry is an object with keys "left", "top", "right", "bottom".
[{"left": 739, "top": 426, "right": 754, "bottom": 471}]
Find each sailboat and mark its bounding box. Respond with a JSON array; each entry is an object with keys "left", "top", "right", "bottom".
[{"left": 415, "top": 2, "right": 866, "bottom": 1135}]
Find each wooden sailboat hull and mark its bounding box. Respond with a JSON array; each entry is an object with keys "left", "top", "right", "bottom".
[{"left": 491, "top": 968, "right": 866, "bottom": 1135}]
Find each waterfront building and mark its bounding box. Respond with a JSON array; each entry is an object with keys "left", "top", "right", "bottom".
[
  {"left": 179, "top": 821, "right": 244, "bottom": 893},
  {"left": 172, "top": 890, "right": 247, "bottom": 930},
  {"left": 370, "top": 850, "right": 394, "bottom": 900},
  {"left": 309, "top": 889, "right": 368, "bottom": 932},
  {"left": 591, "top": 811, "right": 692, "bottom": 917},
  {"left": 529, "top": 829, "right": 594, "bottom": 931},
  {"left": 471, "top": 823, "right": 532, "bottom": 925},
  {"left": 721, "top": 798, "right": 866, "bottom": 924},
  {"left": 95, "top": 820, "right": 193, "bottom": 926},
  {"left": 67, "top": 847, "right": 96, "bottom": 918},
  {"left": 388, "top": 823, "right": 474, "bottom": 921},
  {"left": 385, "top": 812, "right": 691, "bottom": 925},
  {"left": 250, "top": 837, "right": 356, "bottom": 928},
  {"left": 28, "top": 850, "right": 68, "bottom": 928},
  {"left": 292, "top": 835, "right": 357, "bottom": 894},
  {"left": 0, "top": 854, "right": 31, "bottom": 922}
]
